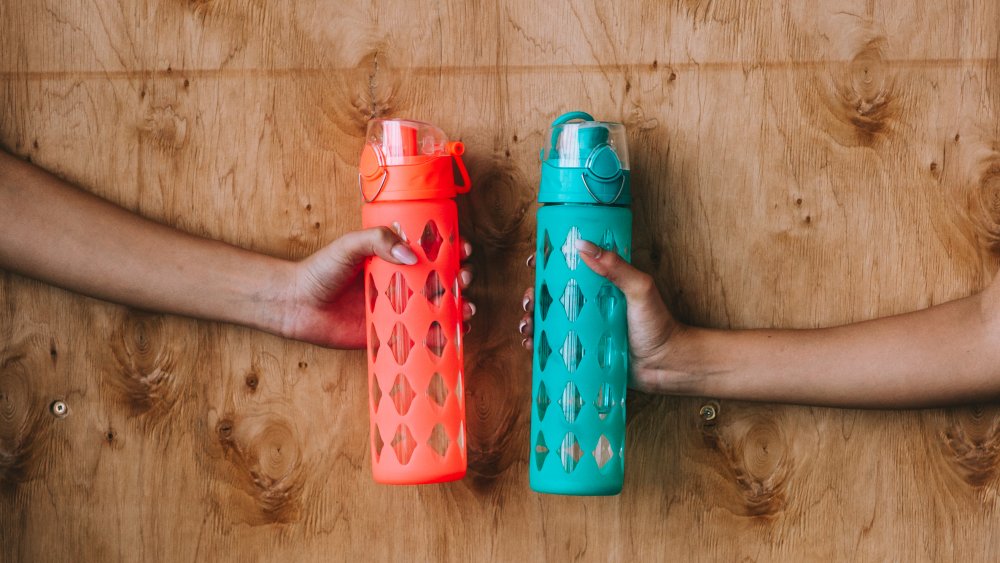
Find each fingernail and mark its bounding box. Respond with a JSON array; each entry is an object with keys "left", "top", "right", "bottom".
[
  {"left": 464, "top": 322, "right": 472, "bottom": 334},
  {"left": 465, "top": 302, "right": 477, "bottom": 316},
  {"left": 575, "top": 239, "right": 602, "bottom": 259},
  {"left": 525, "top": 254, "right": 535, "bottom": 268},
  {"left": 522, "top": 296, "right": 530, "bottom": 311},
  {"left": 391, "top": 244, "right": 418, "bottom": 265},
  {"left": 463, "top": 242, "right": 473, "bottom": 257},
  {"left": 521, "top": 337, "right": 529, "bottom": 348},
  {"left": 460, "top": 270, "right": 472, "bottom": 286},
  {"left": 518, "top": 319, "right": 527, "bottom": 334}
]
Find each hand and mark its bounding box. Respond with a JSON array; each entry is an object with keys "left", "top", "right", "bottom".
[
  {"left": 280, "top": 227, "right": 476, "bottom": 349},
  {"left": 518, "top": 239, "right": 686, "bottom": 392}
]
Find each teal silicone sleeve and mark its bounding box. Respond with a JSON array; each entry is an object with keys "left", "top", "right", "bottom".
[{"left": 529, "top": 203, "right": 632, "bottom": 495}]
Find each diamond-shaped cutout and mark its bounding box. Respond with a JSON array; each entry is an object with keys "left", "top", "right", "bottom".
[
  {"left": 559, "top": 432, "right": 583, "bottom": 473},
  {"left": 428, "top": 423, "right": 450, "bottom": 457},
  {"left": 367, "top": 273, "right": 378, "bottom": 312},
  {"left": 423, "top": 271, "right": 446, "bottom": 307},
  {"left": 541, "top": 230, "right": 553, "bottom": 269},
  {"left": 426, "top": 321, "right": 448, "bottom": 358},
  {"left": 373, "top": 426, "right": 384, "bottom": 461},
  {"left": 390, "top": 221, "right": 408, "bottom": 242},
  {"left": 594, "top": 435, "right": 613, "bottom": 470},
  {"left": 457, "top": 421, "right": 466, "bottom": 454},
  {"left": 561, "top": 226, "right": 582, "bottom": 270},
  {"left": 600, "top": 229, "right": 618, "bottom": 254},
  {"left": 537, "top": 331, "right": 552, "bottom": 371},
  {"left": 560, "top": 330, "right": 583, "bottom": 373},
  {"left": 371, "top": 376, "right": 383, "bottom": 413},
  {"left": 535, "top": 432, "right": 549, "bottom": 470},
  {"left": 560, "top": 279, "right": 585, "bottom": 322},
  {"left": 369, "top": 324, "right": 380, "bottom": 362},
  {"left": 559, "top": 381, "right": 583, "bottom": 423},
  {"left": 389, "top": 374, "right": 416, "bottom": 415},
  {"left": 427, "top": 372, "right": 449, "bottom": 407},
  {"left": 385, "top": 272, "right": 412, "bottom": 314},
  {"left": 419, "top": 220, "right": 443, "bottom": 261},
  {"left": 455, "top": 372, "right": 463, "bottom": 405},
  {"left": 598, "top": 333, "right": 615, "bottom": 370},
  {"left": 536, "top": 380, "right": 551, "bottom": 421},
  {"left": 539, "top": 283, "right": 553, "bottom": 321},
  {"left": 595, "top": 383, "right": 614, "bottom": 421},
  {"left": 388, "top": 322, "right": 414, "bottom": 365},
  {"left": 391, "top": 424, "right": 416, "bottom": 465},
  {"left": 597, "top": 283, "right": 619, "bottom": 322}
]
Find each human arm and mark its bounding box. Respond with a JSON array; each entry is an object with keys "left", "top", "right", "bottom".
[
  {"left": 519, "top": 239, "right": 1000, "bottom": 408},
  {"left": 0, "top": 149, "right": 474, "bottom": 349}
]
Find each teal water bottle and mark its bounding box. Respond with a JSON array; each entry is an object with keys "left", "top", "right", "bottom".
[{"left": 530, "top": 111, "right": 632, "bottom": 496}]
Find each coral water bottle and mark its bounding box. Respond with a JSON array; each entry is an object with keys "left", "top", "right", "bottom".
[
  {"left": 359, "top": 118, "right": 471, "bottom": 484},
  {"left": 530, "top": 111, "right": 632, "bottom": 495}
]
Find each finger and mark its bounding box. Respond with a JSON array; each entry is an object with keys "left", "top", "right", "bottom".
[
  {"left": 463, "top": 321, "right": 472, "bottom": 334},
  {"left": 521, "top": 337, "right": 534, "bottom": 351},
  {"left": 460, "top": 241, "right": 473, "bottom": 261},
  {"left": 458, "top": 267, "right": 473, "bottom": 289},
  {"left": 575, "top": 239, "right": 654, "bottom": 301},
  {"left": 332, "top": 226, "right": 416, "bottom": 267},
  {"left": 518, "top": 315, "right": 533, "bottom": 336},
  {"left": 462, "top": 301, "right": 476, "bottom": 321},
  {"left": 525, "top": 252, "right": 536, "bottom": 268},
  {"left": 522, "top": 287, "right": 535, "bottom": 313}
]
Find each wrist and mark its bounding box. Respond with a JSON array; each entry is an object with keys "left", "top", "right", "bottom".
[
  {"left": 243, "top": 255, "right": 298, "bottom": 337},
  {"left": 634, "top": 325, "right": 716, "bottom": 396}
]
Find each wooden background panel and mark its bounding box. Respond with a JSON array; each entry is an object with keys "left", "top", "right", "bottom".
[{"left": 2, "top": 0, "right": 1000, "bottom": 562}]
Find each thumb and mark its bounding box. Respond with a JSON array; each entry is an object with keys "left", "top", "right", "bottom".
[
  {"left": 329, "top": 227, "right": 418, "bottom": 267},
  {"left": 575, "top": 239, "right": 655, "bottom": 302},
  {"left": 576, "top": 238, "right": 679, "bottom": 362}
]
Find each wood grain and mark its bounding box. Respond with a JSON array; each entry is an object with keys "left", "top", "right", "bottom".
[{"left": 2, "top": 1, "right": 999, "bottom": 561}]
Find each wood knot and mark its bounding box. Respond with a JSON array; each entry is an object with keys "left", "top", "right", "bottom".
[
  {"left": 703, "top": 413, "right": 791, "bottom": 517},
  {"left": 968, "top": 156, "right": 1000, "bottom": 255},
  {"left": 465, "top": 353, "right": 521, "bottom": 492},
  {"left": 351, "top": 48, "right": 397, "bottom": 126},
  {"left": 820, "top": 37, "right": 897, "bottom": 147},
  {"left": 840, "top": 39, "right": 895, "bottom": 142},
  {"left": 941, "top": 406, "right": 1000, "bottom": 488},
  {"left": 217, "top": 413, "right": 305, "bottom": 522},
  {"left": 464, "top": 155, "right": 532, "bottom": 254},
  {"left": 0, "top": 347, "right": 47, "bottom": 490},
  {"left": 244, "top": 372, "right": 259, "bottom": 392},
  {"left": 108, "top": 313, "right": 179, "bottom": 417}
]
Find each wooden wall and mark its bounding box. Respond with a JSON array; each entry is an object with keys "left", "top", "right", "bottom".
[{"left": 2, "top": 1, "right": 999, "bottom": 561}]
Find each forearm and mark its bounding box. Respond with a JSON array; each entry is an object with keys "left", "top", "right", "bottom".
[
  {"left": 661, "top": 288, "right": 1000, "bottom": 408},
  {"left": 0, "top": 150, "right": 293, "bottom": 332}
]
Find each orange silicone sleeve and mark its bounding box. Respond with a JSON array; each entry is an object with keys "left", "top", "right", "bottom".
[{"left": 362, "top": 199, "right": 467, "bottom": 484}]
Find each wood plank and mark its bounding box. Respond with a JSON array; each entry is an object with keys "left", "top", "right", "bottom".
[{"left": 2, "top": 1, "right": 1000, "bottom": 561}]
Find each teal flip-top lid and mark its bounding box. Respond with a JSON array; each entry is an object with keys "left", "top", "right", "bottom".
[{"left": 538, "top": 111, "right": 631, "bottom": 205}]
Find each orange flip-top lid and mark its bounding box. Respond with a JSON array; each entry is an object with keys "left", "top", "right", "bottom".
[{"left": 359, "top": 118, "right": 471, "bottom": 203}]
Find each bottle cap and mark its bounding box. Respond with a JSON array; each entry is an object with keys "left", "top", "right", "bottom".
[
  {"left": 539, "top": 111, "right": 631, "bottom": 205},
  {"left": 359, "top": 118, "right": 471, "bottom": 202}
]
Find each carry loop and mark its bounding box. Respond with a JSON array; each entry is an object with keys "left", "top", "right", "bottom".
[
  {"left": 548, "top": 111, "right": 595, "bottom": 155},
  {"left": 358, "top": 170, "right": 389, "bottom": 203},
  {"left": 448, "top": 141, "right": 472, "bottom": 193},
  {"left": 552, "top": 111, "right": 595, "bottom": 126},
  {"left": 358, "top": 142, "right": 388, "bottom": 202},
  {"left": 581, "top": 141, "right": 625, "bottom": 204},
  {"left": 581, "top": 173, "right": 626, "bottom": 204}
]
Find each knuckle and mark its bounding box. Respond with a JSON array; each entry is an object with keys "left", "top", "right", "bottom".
[
  {"left": 375, "top": 226, "right": 396, "bottom": 243},
  {"left": 635, "top": 273, "right": 656, "bottom": 293}
]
